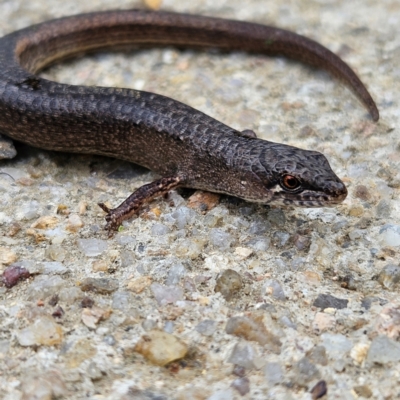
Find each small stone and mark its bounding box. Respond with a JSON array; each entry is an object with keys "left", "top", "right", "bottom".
[
  {"left": 30, "top": 216, "right": 59, "bottom": 229},
  {"left": 81, "top": 306, "right": 111, "bottom": 329},
  {"left": 0, "top": 134, "right": 17, "bottom": 159},
  {"left": 2, "top": 265, "right": 30, "bottom": 288},
  {"left": 293, "top": 234, "right": 311, "bottom": 251},
  {"left": 78, "top": 239, "right": 108, "bottom": 257},
  {"left": 374, "top": 303, "right": 400, "bottom": 340},
  {"left": 375, "top": 199, "right": 391, "bottom": 219},
  {"left": 112, "top": 291, "right": 134, "bottom": 311},
  {"left": 292, "top": 357, "right": 320, "bottom": 386},
  {"left": 307, "top": 346, "right": 328, "bottom": 366},
  {"left": 150, "top": 283, "right": 183, "bottom": 306},
  {"left": 209, "top": 228, "right": 233, "bottom": 250},
  {"left": 313, "top": 294, "right": 348, "bottom": 310},
  {"left": 264, "top": 362, "right": 283, "bottom": 386},
  {"left": 16, "top": 316, "right": 63, "bottom": 346},
  {"left": 350, "top": 342, "right": 370, "bottom": 365},
  {"left": 41, "top": 261, "right": 67, "bottom": 275},
  {"left": 353, "top": 385, "right": 372, "bottom": 398},
  {"left": 379, "top": 224, "right": 400, "bottom": 247},
  {"left": 267, "top": 209, "right": 286, "bottom": 225},
  {"left": 312, "top": 312, "right": 336, "bottom": 333},
  {"left": 235, "top": 247, "right": 253, "bottom": 259},
  {"left": 248, "top": 220, "right": 271, "bottom": 235},
  {"left": 52, "top": 306, "right": 64, "bottom": 318},
  {"left": 20, "top": 371, "right": 67, "bottom": 400},
  {"left": 64, "top": 338, "right": 97, "bottom": 368},
  {"left": 44, "top": 244, "right": 66, "bottom": 262},
  {"left": 127, "top": 276, "right": 152, "bottom": 293},
  {"left": 66, "top": 214, "right": 84, "bottom": 232},
  {"left": 87, "top": 361, "right": 103, "bottom": 381},
  {"left": 134, "top": 330, "right": 188, "bottom": 366},
  {"left": 231, "top": 377, "right": 250, "bottom": 396},
  {"left": 0, "top": 246, "right": 17, "bottom": 267},
  {"left": 226, "top": 314, "right": 281, "bottom": 353},
  {"left": 195, "top": 319, "right": 217, "bottom": 336},
  {"left": 215, "top": 269, "right": 243, "bottom": 300},
  {"left": 151, "top": 223, "right": 170, "bottom": 236},
  {"left": 175, "top": 238, "right": 205, "bottom": 259},
  {"left": 166, "top": 263, "right": 186, "bottom": 285},
  {"left": 321, "top": 333, "right": 352, "bottom": 360},
  {"left": 377, "top": 264, "right": 400, "bottom": 289},
  {"left": 366, "top": 335, "right": 400, "bottom": 364},
  {"left": 310, "top": 380, "right": 328, "bottom": 400},
  {"left": 232, "top": 365, "right": 246, "bottom": 377},
  {"left": 170, "top": 207, "right": 197, "bottom": 228},
  {"left": 245, "top": 237, "right": 270, "bottom": 252},
  {"left": 272, "top": 231, "right": 290, "bottom": 247},
  {"left": 81, "top": 297, "right": 95, "bottom": 308},
  {"left": 91, "top": 259, "right": 108, "bottom": 272},
  {"left": 187, "top": 190, "right": 220, "bottom": 212},
  {"left": 227, "top": 342, "right": 258, "bottom": 369},
  {"left": 264, "top": 280, "right": 286, "bottom": 301},
  {"left": 27, "top": 275, "right": 66, "bottom": 300},
  {"left": 58, "top": 287, "right": 83, "bottom": 303},
  {"left": 80, "top": 277, "right": 119, "bottom": 294}
]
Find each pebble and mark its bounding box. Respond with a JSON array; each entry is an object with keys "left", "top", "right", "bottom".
[
  {"left": 264, "top": 280, "right": 286, "bottom": 301},
  {"left": 377, "top": 264, "right": 400, "bottom": 289},
  {"left": 321, "top": 333, "right": 352, "bottom": 360},
  {"left": 80, "top": 277, "right": 119, "bottom": 294},
  {"left": 231, "top": 377, "right": 250, "bottom": 396},
  {"left": 127, "top": 276, "right": 152, "bottom": 293},
  {"left": 2, "top": 265, "right": 30, "bottom": 288},
  {"left": 235, "top": 246, "right": 253, "bottom": 259},
  {"left": 209, "top": 228, "right": 234, "bottom": 250},
  {"left": 214, "top": 269, "right": 243, "bottom": 301},
  {"left": 264, "top": 362, "right": 284, "bottom": 386},
  {"left": 227, "top": 342, "right": 259, "bottom": 369},
  {"left": 195, "top": 319, "right": 217, "bottom": 336},
  {"left": 30, "top": 215, "right": 58, "bottom": 229},
  {"left": 151, "top": 223, "right": 170, "bottom": 236},
  {"left": 44, "top": 244, "right": 66, "bottom": 262},
  {"left": 272, "top": 231, "right": 290, "bottom": 247},
  {"left": 27, "top": 275, "right": 66, "bottom": 300},
  {"left": 366, "top": 335, "right": 400, "bottom": 364},
  {"left": 166, "top": 262, "right": 186, "bottom": 285},
  {"left": 307, "top": 346, "right": 328, "bottom": 366},
  {"left": 134, "top": 330, "right": 188, "bottom": 366},
  {"left": 150, "top": 283, "right": 184, "bottom": 306},
  {"left": 0, "top": 246, "right": 17, "bottom": 268},
  {"left": 78, "top": 239, "right": 108, "bottom": 257},
  {"left": 373, "top": 303, "right": 400, "bottom": 339},
  {"left": 65, "top": 214, "right": 84, "bottom": 232},
  {"left": 378, "top": 224, "right": 400, "bottom": 247},
  {"left": 81, "top": 306, "right": 111, "bottom": 329},
  {"left": 225, "top": 314, "right": 282, "bottom": 353},
  {"left": 292, "top": 357, "right": 320, "bottom": 386},
  {"left": 313, "top": 294, "right": 348, "bottom": 310},
  {"left": 350, "top": 342, "right": 370, "bottom": 365},
  {"left": 310, "top": 380, "right": 328, "bottom": 400},
  {"left": 112, "top": 291, "right": 134, "bottom": 311},
  {"left": 0, "top": 134, "right": 17, "bottom": 159},
  {"left": 245, "top": 237, "right": 270, "bottom": 252},
  {"left": 16, "top": 316, "right": 63, "bottom": 346}
]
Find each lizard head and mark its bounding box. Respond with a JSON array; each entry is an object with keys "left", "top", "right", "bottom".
[{"left": 248, "top": 142, "right": 348, "bottom": 207}]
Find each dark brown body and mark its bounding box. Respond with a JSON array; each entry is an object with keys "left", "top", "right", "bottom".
[{"left": 0, "top": 10, "right": 378, "bottom": 232}]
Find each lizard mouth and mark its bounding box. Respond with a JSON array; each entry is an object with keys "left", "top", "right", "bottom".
[{"left": 270, "top": 186, "right": 348, "bottom": 207}]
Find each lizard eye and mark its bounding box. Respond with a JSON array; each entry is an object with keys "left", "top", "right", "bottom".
[{"left": 280, "top": 174, "right": 302, "bottom": 192}]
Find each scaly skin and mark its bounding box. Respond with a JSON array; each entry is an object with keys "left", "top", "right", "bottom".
[{"left": 0, "top": 10, "right": 378, "bottom": 233}]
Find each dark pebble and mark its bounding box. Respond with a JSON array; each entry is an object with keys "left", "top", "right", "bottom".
[
  {"left": 81, "top": 297, "right": 95, "bottom": 308},
  {"left": 310, "top": 380, "right": 328, "bottom": 400},
  {"left": 80, "top": 277, "right": 119, "bottom": 294},
  {"left": 2, "top": 266, "right": 30, "bottom": 288},
  {"left": 313, "top": 294, "right": 348, "bottom": 310}
]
